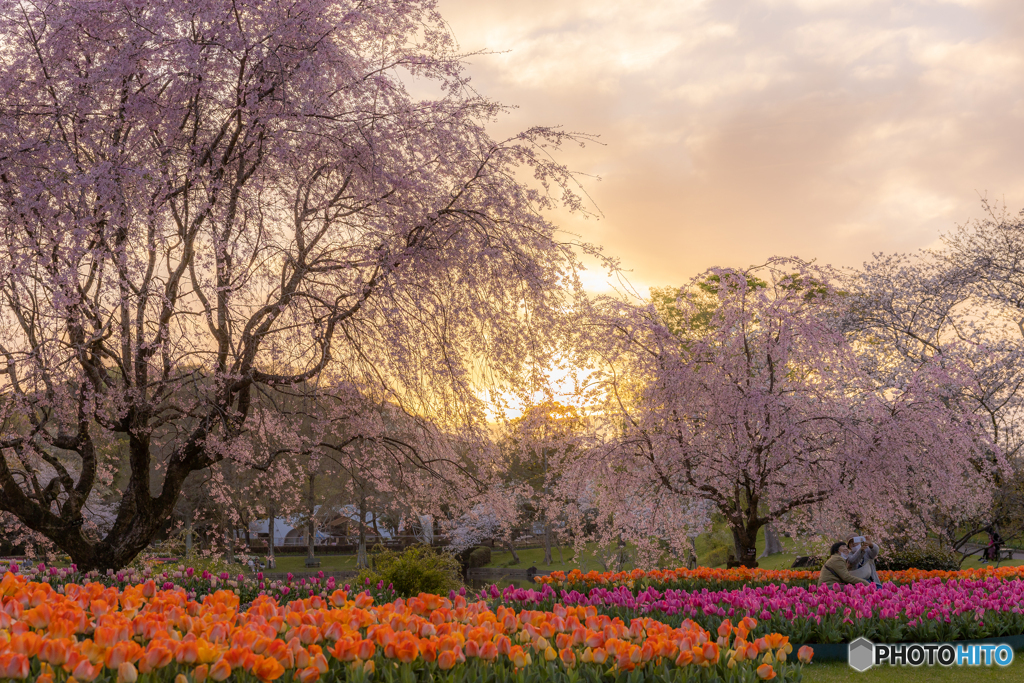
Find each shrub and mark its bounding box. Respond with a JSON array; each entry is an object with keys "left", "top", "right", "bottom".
[
  {"left": 357, "top": 544, "right": 463, "bottom": 597},
  {"left": 704, "top": 546, "right": 729, "bottom": 567},
  {"left": 468, "top": 546, "right": 492, "bottom": 568},
  {"left": 874, "top": 548, "right": 959, "bottom": 571}
]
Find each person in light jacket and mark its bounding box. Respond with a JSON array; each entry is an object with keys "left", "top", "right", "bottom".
[
  {"left": 846, "top": 536, "right": 881, "bottom": 585},
  {"left": 818, "top": 542, "right": 871, "bottom": 587}
]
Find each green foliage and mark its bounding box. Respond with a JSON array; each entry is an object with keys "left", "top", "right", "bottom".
[
  {"left": 158, "top": 556, "right": 249, "bottom": 576},
  {"left": 704, "top": 546, "right": 729, "bottom": 567},
  {"left": 467, "top": 546, "right": 492, "bottom": 568},
  {"left": 875, "top": 548, "right": 959, "bottom": 571},
  {"left": 356, "top": 544, "right": 463, "bottom": 598},
  {"left": 696, "top": 272, "right": 768, "bottom": 296}
]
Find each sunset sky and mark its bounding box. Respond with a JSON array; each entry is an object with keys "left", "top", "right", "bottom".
[{"left": 439, "top": 0, "right": 1024, "bottom": 293}]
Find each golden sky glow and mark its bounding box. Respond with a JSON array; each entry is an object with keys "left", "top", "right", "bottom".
[{"left": 440, "top": 0, "right": 1024, "bottom": 292}]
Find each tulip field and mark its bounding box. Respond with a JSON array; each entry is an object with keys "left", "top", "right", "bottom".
[
  {"left": 0, "top": 569, "right": 807, "bottom": 682},
  {"left": 502, "top": 566, "right": 1024, "bottom": 645},
  {"left": 5, "top": 561, "right": 1024, "bottom": 682},
  {"left": 533, "top": 566, "right": 1024, "bottom": 591},
  {"left": 489, "top": 578, "right": 1024, "bottom": 644}
]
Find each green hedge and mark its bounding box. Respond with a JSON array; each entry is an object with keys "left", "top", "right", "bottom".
[
  {"left": 356, "top": 544, "right": 463, "bottom": 597},
  {"left": 874, "top": 548, "right": 959, "bottom": 571},
  {"left": 467, "top": 545, "right": 491, "bottom": 568},
  {"left": 703, "top": 546, "right": 729, "bottom": 567}
]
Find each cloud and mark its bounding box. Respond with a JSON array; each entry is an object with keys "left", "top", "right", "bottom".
[{"left": 438, "top": 0, "right": 1024, "bottom": 288}]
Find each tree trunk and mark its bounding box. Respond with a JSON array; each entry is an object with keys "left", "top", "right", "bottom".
[
  {"left": 504, "top": 538, "right": 521, "bottom": 565},
  {"left": 543, "top": 521, "right": 553, "bottom": 565},
  {"left": 226, "top": 526, "right": 235, "bottom": 565},
  {"left": 185, "top": 516, "right": 193, "bottom": 559},
  {"left": 731, "top": 521, "right": 761, "bottom": 568},
  {"left": 267, "top": 504, "right": 276, "bottom": 569},
  {"left": 759, "top": 523, "right": 783, "bottom": 558},
  {"left": 686, "top": 537, "right": 698, "bottom": 569},
  {"left": 371, "top": 511, "right": 381, "bottom": 540},
  {"left": 307, "top": 473, "right": 316, "bottom": 564},
  {"left": 357, "top": 496, "right": 368, "bottom": 569}
]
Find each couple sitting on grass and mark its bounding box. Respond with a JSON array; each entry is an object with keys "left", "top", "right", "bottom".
[{"left": 819, "top": 536, "right": 882, "bottom": 587}]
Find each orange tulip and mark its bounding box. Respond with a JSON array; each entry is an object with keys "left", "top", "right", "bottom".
[
  {"left": 297, "top": 666, "right": 321, "bottom": 683},
  {"left": 210, "top": 659, "right": 232, "bottom": 682},
  {"left": 9, "top": 632, "right": 41, "bottom": 657},
  {"left": 559, "top": 648, "right": 577, "bottom": 668},
  {"left": 39, "top": 638, "right": 70, "bottom": 666},
  {"left": 139, "top": 646, "right": 173, "bottom": 674},
  {"left": 699, "top": 642, "right": 720, "bottom": 666},
  {"left": 111, "top": 662, "right": 137, "bottom": 683},
  {"left": 419, "top": 639, "right": 437, "bottom": 662},
  {"left": 438, "top": 649, "right": 457, "bottom": 670},
  {"left": 208, "top": 622, "right": 230, "bottom": 643},
  {"left": 299, "top": 624, "right": 320, "bottom": 646},
  {"left": 479, "top": 641, "right": 499, "bottom": 661},
  {"left": 0, "top": 653, "right": 30, "bottom": 680},
  {"left": 252, "top": 655, "right": 286, "bottom": 681},
  {"left": 176, "top": 640, "right": 200, "bottom": 665},
  {"left": 23, "top": 603, "right": 52, "bottom": 629},
  {"left": 72, "top": 658, "right": 100, "bottom": 682},
  {"left": 798, "top": 645, "right": 814, "bottom": 664},
  {"left": 395, "top": 639, "right": 419, "bottom": 664},
  {"left": 356, "top": 639, "right": 375, "bottom": 660},
  {"left": 223, "top": 647, "right": 249, "bottom": 669},
  {"left": 757, "top": 663, "right": 777, "bottom": 680}
]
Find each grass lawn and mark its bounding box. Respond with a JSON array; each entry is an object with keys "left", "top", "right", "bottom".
[
  {"left": 482, "top": 526, "right": 825, "bottom": 572},
  {"left": 269, "top": 554, "right": 359, "bottom": 572},
  {"left": 480, "top": 526, "right": 1024, "bottom": 573},
  {"left": 801, "top": 658, "right": 1024, "bottom": 682},
  {"left": 483, "top": 544, "right": 621, "bottom": 572}
]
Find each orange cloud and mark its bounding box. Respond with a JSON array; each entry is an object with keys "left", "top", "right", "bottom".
[{"left": 439, "top": 0, "right": 1024, "bottom": 287}]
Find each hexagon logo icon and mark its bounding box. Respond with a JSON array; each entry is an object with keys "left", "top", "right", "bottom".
[{"left": 848, "top": 637, "right": 874, "bottom": 672}]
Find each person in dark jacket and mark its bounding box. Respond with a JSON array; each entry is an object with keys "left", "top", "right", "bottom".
[{"left": 818, "top": 542, "right": 871, "bottom": 587}]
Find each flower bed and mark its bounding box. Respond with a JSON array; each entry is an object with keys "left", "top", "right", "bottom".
[
  {"left": 486, "top": 577, "right": 1024, "bottom": 644},
  {"left": 0, "top": 572, "right": 808, "bottom": 682},
  {"left": 0, "top": 562, "right": 396, "bottom": 606},
  {"left": 535, "top": 566, "right": 1024, "bottom": 591}
]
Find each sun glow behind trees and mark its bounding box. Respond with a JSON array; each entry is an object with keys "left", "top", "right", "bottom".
[
  {"left": 0, "top": 0, "right": 605, "bottom": 569},
  {"left": 0, "top": 0, "right": 1022, "bottom": 574}
]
